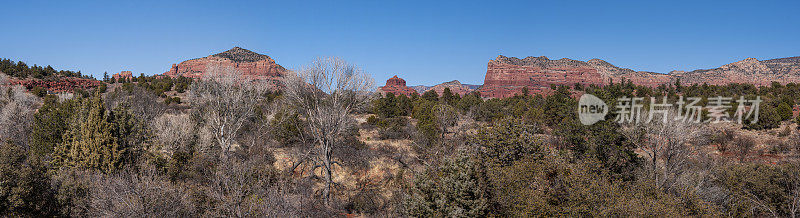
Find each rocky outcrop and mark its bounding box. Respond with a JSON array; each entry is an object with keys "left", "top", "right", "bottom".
[
  {"left": 425, "top": 80, "right": 475, "bottom": 96},
  {"left": 480, "top": 55, "right": 617, "bottom": 98},
  {"left": 479, "top": 55, "right": 800, "bottom": 98},
  {"left": 163, "top": 47, "right": 287, "bottom": 88},
  {"left": 675, "top": 57, "right": 800, "bottom": 86},
  {"left": 410, "top": 85, "right": 430, "bottom": 94},
  {"left": 9, "top": 77, "right": 102, "bottom": 92},
  {"left": 112, "top": 71, "right": 133, "bottom": 80},
  {"left": 410, "top": 82, "right": 479, "bottom": 96},
  {"left": 379, "top": 75, "right": 417, "bottom": 96}
]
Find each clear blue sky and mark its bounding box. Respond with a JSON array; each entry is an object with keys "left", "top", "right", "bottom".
[{"left": 1, "top": 0, "right": 798, "bottom": 86}]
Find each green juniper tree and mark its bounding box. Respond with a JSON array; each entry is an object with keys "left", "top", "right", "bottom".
[{"left": 52, "top": 96, "right": 129, "bottom": 173}]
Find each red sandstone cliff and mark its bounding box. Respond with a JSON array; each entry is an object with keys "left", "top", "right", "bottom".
[
  {"left": 163, "top": 47, "right": 287, "bottom": 87},
  {"left": 479, "top": 55, "right": 800, "bottom": 98},
  {"left": 379, "top": 75, "right": 417, "bottom": 96}
]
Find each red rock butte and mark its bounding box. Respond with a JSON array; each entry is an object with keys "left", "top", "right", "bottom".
[
  {"left": 479, "top": 55, "right": 800, "bottom": 98},
  {"left": 380, "top": 75, "right": 417, "bottom": 96},
  {"left": 163, "top": 47, "right": 287, "bottom": 88}
]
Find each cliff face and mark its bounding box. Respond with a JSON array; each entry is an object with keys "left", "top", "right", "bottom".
[
  {"left": 480, "top": 55, "right": 618, "bottom": 98},
  {"left": 479, "top": 55, "right": 800, "bottom": 98},
  {"left": 379, "top": 75, "right": 417, "bottom": 96},
  {"left": 163, "top": 47, "right": 287, "bottom": 84}
]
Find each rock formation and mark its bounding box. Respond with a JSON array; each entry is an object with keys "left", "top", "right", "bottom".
[
  {"left": 379, "top": 75, "right": 417, "bottom": 96},
  {"left": 479, "top": 55, "right": 800, "bottom": 98},
  {"left": 674, "top": 57, "right": 800, "bottom": 86},
  {"left": 412, "top": 82, "right": 479, "bottom": 96},
  {"left": 425, "top": 80, "right": 476, "bottom": 96},
  {"left": 112, "top": 71, "right": 133, "bottom": 81},
  {"left": 9, "top": 77, "right": 102, "bottom": 93},
  {"left": 163, "top": 47, "right": 287, "bottom": 88}
]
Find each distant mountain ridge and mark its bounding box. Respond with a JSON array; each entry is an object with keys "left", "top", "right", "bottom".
[{"left": 410, "top": 80, "right": 479, "bottom": 96}]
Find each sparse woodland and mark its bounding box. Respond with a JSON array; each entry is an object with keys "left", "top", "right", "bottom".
[{"left": 2, "top": 59, "right": 800, "bottom": 217}]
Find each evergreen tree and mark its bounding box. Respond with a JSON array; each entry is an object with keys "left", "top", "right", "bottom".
[
  {"left": 0, "top": 143, "right": 58, "bottom": 216},
  {"left": 374, "top": 93, "right": 399, "bottom": 118},
  {"left": 52, "top": 96, "right": 127, "bottom": 173},
  {"left": 396, "top": 94, "right": 413, "bottom": 116},
  {"left": 403, "top": 151, "right": 489, "bottom": 217},
  {"left": 441, "top": 88, "right": 458, "bottom": 106},
  {"left": 29, "top": 96, "right": 77, "bottom": 157},
  {"left": 776, "top": 102, "right": 793, "bottom": 121},
  {"left": 457, "top": 92, "right": 483, "bottom": 113},
  {"left": 744, "top": 103, "right": 782, "bottom": 130},
  {"left": 421, "top": 90, "right": 439, "bottom": 102}
]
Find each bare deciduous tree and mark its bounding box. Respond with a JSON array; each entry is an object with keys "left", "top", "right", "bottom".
[
  {"left": 151, "top": 113, "right": 196, "bottom": 155},
  {"left": 432, "top": 104, "right": 458, "bottom": 138},
  {"left": 623, "top": 109, "right": 706, "bottom": 190},
  {"left": 105, "top": 86, "right": 167, "bottom": 122},
  {"left": 188, "top": 64, "right": 269, "bottom": 156},
  {"left": 283, "top": 57, "right": 374, "bottom": 204},
  {"left": 0, "top": 84, "right": 40, "bottom": 147}
]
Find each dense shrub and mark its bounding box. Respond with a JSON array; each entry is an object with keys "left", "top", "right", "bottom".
[
  {"left": 269, "top": 110, "right": 304, "bottom": 146},
  {"left": 0, "top": 143, "right": 59, "bottom": 216},
  {"left": 744, "top": 102, "right": 782, "bottom": 130},
  {"left": 376, "top": 117, "right": 412, "bottom": 140},
  {"left": 403, "top": 151, "right": 490, "bottom": 217}
]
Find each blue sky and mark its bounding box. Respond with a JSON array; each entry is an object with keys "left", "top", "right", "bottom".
[{"left": 1, "top": 0, "right": 798, "bottom": 86}]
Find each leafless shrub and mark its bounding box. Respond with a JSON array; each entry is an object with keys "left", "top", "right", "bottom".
[
  {"left": 188, "top": 64, "right": 269, "bottom": 156},
  {"left": 712, "top": 129, "right": 737, "bottom": 153},
  {"left": 105, "top": 85, "right": 167, "bottom": 122},
  {"left": 151, "top": 113, "right": 196, "bottom": 155},
  {"left": 432, "top": 104, "right": 457, "bottom": 138},
  {"left": 202, "top": 153, "right": 312, "bottom": 217},
  {"left": 283, "top": 57, "right": 374, "bottom": 204},
  {"left": 0, "top": 85, "right": 40, "bottom": 147},
  {"left": 791, "top": 134, "right": 800, "bottom": 156},
  {"left": 51, "top": 169, "right": 95, "bottom": 217},
  {"left": 87, "top": 168, "right": 194, "bottom": 217},
  {"left": 622, "top": 109, "right": 705, "bottom": 191},
  {"left": 733, "top": 134, "right": 756, "bottom": 162}
]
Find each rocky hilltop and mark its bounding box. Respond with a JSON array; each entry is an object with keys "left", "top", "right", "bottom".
[
  {"left": 411, "top": 82, "right": 480, "bottom": 96},
  {"left": 674, "top": 57, "right": 800, "bottom": 86},
  {"left": 379, "top": 75, "right": 417, "bottom": 96},
  {"left": 425, "top": 80, "right": 476, "bottom": 96},
  {"left": 479, "top": 55, "right": 800, "bottom": 98},
  {"left": 163, "top": 47, "right": 287, "bottom": 85}
]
